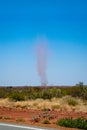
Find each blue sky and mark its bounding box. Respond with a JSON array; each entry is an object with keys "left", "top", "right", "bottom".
[{"left": 0, "top": 0, "right": 87, "bottom": 86}]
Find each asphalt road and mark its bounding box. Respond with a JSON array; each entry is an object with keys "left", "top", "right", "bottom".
[{"left": 0, "top": 123, "right": 59, "bottom": 130}]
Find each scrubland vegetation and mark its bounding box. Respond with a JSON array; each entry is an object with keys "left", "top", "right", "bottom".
[
  {"left": 0, "top": 82, "right": 87, "bottom": 101},
  {"left": 0, "top": 83, "right": 87, "bottom": 129},
  {"left": 57, "top": 117, "right": 87, "bottom": 130},
  {"left": 0, "top": 82, "right": 87, "bottom": 112}
]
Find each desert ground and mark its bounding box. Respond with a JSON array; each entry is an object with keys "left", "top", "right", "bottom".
[{"left": 0, "top": 97, "right": 87, "bottom": 130}]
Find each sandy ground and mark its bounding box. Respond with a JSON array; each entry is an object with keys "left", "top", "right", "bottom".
[{"left": 0, "top": 107, "right": 87, "bottom": 130}]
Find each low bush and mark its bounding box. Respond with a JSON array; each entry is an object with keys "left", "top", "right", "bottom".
[
  {"left": 9, "top": 92, "right": 25, "bottom": 101},
  {"left": 16, "top": 118, "right": 25, "bottom": 122},
  {"left": 31, "top": 116, "right": 40, "bottom": 122},
  {"left": 41, "top": 111, "right": 50, "bottom": 118},
  {"left": 67, "top": 98, "right": 78, "bottom": 106},
  {"left": 56, "top": 117, "right": 87, "bottom": 130},
  {"left": 62, "top": 96, "right": 78, "bottom": 106},
  {"left": 43, "top": 119, "right": 51, "bottom": 124},
  {"left": 0, "top": 91, "right": 7, "bottom": 98},
  {"left": 57, "top": 118, "right": 75, "bottom": 128},
  {"left": 4, "top": 116, "right": 11, "bottom": 120},
  {"left": 42, "top": 108, "right": 51, "bottom": 111}
]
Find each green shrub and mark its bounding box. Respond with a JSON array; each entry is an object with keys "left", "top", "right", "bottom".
[
  {"left": 0, "top": 90, "right": 7, "bottom": 98},
  {"left": 56, "top": 117, "right": 87, "bottom": 130},
  {"left": 39, "top": 90, "right": 52, "bottom": 99},
  {"left": 49, "top": 88, "right": 62, "bottom": 98},
  {"left": 0, "top": 86, "right": 87, "bottom": 101},
  {"left": 74, "top": 118, "right": 87, "bottom": 129},
  {"left": 9, "top": 92, "right": 25, "bottom": 101},
  {"left": 67, "top": 98, "right": 78, "bottom": 106},
  {"left": 43, "top": 119, "right": 51, "bottom": 124},
  {"left": 62, "top": 96, "right": 78, "bottom": 106},
  {"left": 57, "top": 118, "right": 75, "bottom": 128},
  {"left": 81, "top": 87, "right": 87, "bottom": 100}
]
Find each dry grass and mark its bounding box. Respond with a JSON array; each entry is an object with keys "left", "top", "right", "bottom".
[
  {"left": 0, "top": 98, "right": 14, "bottom": 108},
  {"left": 0, "top": 96, "right": 87, "bottom": 112}
]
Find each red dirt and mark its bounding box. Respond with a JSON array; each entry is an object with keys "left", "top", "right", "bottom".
[{"left": 0, "top": 107, "right": 87, "bottom": 130}]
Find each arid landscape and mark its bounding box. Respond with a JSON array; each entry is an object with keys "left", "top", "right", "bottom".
[
  {"left": 0, "top": 85, "right": 87, "bottom": 130},
  {"left": 0, "top": 107, "right": 87, "bottom": 130},
  {"left": 0, "top": 0, "right": 87, "bottom": 130}
]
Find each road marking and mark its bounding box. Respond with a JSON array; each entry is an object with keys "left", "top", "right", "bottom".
[{"left": 0, "top": 123, "right": 48, "bottom": 130}]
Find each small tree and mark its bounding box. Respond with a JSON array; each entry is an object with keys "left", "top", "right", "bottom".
[{"left": 76, "top": 82, "right": 87, "bottom": 100}]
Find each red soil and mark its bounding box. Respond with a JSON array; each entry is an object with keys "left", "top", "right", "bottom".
[{"left": 0, "top": 107, "right": 87, "bottom": 130}]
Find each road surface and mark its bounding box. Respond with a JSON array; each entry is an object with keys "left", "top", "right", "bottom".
[{"left": 0, "top": 123, "right": 59, "bottom": 130}]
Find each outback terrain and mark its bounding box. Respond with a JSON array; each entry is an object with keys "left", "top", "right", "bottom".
[{"left": 0, "top": 84, "right": 87, "bottom": 130}]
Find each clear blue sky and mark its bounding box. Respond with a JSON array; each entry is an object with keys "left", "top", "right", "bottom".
[{"left": 0, "top": 0, "right": 87, "bottom": 86}]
